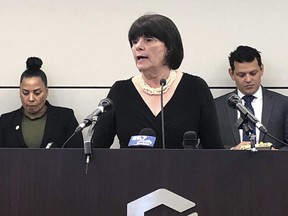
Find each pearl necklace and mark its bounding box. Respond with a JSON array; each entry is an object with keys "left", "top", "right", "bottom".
[{"left": 139, "top": 70, "right": 177, "bottom": 95}]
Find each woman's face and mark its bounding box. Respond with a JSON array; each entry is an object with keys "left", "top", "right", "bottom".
[
  {"left": 20, "top": 76, "right": 48, "bottom": 116},
  {"left": 131, "top": 36, "right": 168, "bottom": 72}
]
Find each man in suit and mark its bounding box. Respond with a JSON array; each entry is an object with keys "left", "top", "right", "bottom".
[
  {"left": 215, "top": 45, "right": 288, "bottom": 149},
  {"left": 0, "top": 57, "right": 83, "bottom": 148}
]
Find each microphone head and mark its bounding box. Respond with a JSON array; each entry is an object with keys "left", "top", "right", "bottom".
[
  {"left": 139, "top": 128, "right": 156, "bottom": 137},
  {"left": 182, "top": 131, "right": 198, "bottom": 149},
  {"left": 160, "top": 79, "right": 166, "bottom": 86},
  {"left": 226, "top": 93, "right": 240, "bottom": 109},
  {"left": 128, "top": 128, "right": 156, "bottom": 148},
  {"left": 99, "top": 98, "right": 113, "bottom": 112}
]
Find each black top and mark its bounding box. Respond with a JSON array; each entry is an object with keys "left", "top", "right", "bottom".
[
  {"left": 0, "top": 101, "right": 83, "bottom": 148},
  {"left": 92, "top": 73, "right": 223, "bottom": 149}
]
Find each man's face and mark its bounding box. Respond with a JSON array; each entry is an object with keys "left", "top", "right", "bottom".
[{"left": 229, "top": 58, "right": 263, "bottom": 95}]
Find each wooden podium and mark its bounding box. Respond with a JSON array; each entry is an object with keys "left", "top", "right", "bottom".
[{"left": 0, "top": 148, "right": 288, "bottom": 216}]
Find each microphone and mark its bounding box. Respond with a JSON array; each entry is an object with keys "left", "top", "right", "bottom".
[
  {"left": 74, "top": 98, "right": 113, "bottom": 133},
  {"left": 128, "top": 128, "right": 156, "bottom": 148},
  {"left": 160, "top": 79, "right": 166, "bottom": 86},
  {"left": 160, "top": 79, "right": 166, "bottom": 149},
  {"left": 226, "top": 93, "right": 268, "bottom": 134},
  {"left": 182, "top": 131, "right": 198, "bottom": 149}
]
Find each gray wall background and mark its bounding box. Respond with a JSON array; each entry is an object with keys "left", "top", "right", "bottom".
[{"left": 1, "top": 0, "right": 287, "bottom": 146}]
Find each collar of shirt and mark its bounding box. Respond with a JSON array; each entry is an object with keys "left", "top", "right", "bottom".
[{"left": 237, "top": 87, "right": 263, "bottom": 101}]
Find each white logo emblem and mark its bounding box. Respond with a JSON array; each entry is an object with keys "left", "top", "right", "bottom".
[{"left": 127, "top": 188, "right": 198, "bottom": 216}]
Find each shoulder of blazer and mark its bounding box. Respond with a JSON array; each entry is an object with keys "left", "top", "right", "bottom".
[
  {"left": 0, "top": 107, "right": 23, "bottom": 123},
  {"left": 262, "top": 87, "right": 288, "bottom": 103},
  {"left": 214, "top": 90, "right": 237, "bottom": 106}
]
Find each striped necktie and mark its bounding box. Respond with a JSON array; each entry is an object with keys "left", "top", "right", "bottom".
[{"left": 242, "top": 95, "right": 256, "bottom": 142}]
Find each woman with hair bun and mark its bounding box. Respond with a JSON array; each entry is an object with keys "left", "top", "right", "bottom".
[{"left": 0, "top": 57, "right": 83, "bottom": 148}]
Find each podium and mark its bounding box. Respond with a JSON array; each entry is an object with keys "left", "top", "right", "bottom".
[{"left": 1, "top": 148, "right": 288, "bottom": 216}]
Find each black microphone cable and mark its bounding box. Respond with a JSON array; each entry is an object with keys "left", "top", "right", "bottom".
[{"left": 61, "top": 132, "right": 77, "bottom": 148}]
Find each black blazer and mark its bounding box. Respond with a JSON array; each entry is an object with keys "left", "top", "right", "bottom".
[
  {"left": 0, "top": 101, "right": 83, "bottom": 148},
  {"left": 214, "top": 87, "right": 288, "bottom": 148}
]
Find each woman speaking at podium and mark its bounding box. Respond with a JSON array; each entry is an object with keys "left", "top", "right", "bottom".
[{"left": 92, "top": 14, "right": 223, "bottom": 149}]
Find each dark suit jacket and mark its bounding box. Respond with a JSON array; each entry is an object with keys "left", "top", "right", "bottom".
[
  {"left": 0, "top": 101, "right": 83, "bottom": 148},
  {"left": 214, "top": 87, "right": 288, "bottom": 148}
]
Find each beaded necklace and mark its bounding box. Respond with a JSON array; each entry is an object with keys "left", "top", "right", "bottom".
[{"left": 138, "top": 70, "right": 177, "bottom": 95}]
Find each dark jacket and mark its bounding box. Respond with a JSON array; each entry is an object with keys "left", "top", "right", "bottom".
[
  {"left": 215, "top": 87, "right": 288, "bottom": 149},
  {"left": 0, "top": 101, "right": 83, "bottom": 148}
]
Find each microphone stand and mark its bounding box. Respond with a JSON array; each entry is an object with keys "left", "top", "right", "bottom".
[
  {"left": 84, "top": 120, "right": 96, "bottom": 175},
  {"left": 62, "top": 113, "right": 99, "bottom": 147},
  {"left": 63, "top": 115, "right": 99, "bottom": 173},
  {"left": 235, "top": 114, "right": 258, "bottom": 152},
  {"left": 160, "top": 79, "right": 166, "bottom": 149}
]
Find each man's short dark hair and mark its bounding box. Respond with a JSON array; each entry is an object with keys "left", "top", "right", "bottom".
[{"left": 229, "top": 45, "right": 262, "bottom": 71}]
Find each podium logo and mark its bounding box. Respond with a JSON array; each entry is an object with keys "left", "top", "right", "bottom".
[{"left": 127, "top": 188, "right": 198, "bottom": 216}]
